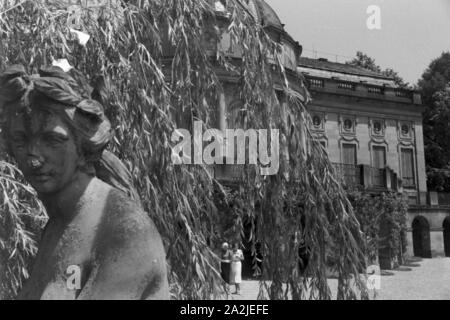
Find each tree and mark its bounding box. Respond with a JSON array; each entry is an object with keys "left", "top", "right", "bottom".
[
  {"left": 0, "top": 0, "right": 368, "bottom": 300},
  {"left": 348, "top": 191, "right": 408, "bottom": 268},
  {"left": 0, "top": 161, "right": 47, "bottom": 299},
  {"left": 346, "top": 51, "right": 409, "bottom": 88},
  {"left": 418, "top": 52, "right": 450, "bottom": 191},
  {"left": 347, "top": 51, "right": 381, "bottom": 73}
]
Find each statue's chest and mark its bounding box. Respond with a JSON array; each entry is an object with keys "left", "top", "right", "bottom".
[
  {"left": 22, "top": 217, "right": 101, "bottom": 300},
  {"left": 20, "top": 180, "right": 111, "bottom": 300}
]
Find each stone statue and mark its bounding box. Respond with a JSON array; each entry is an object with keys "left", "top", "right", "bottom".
[{"left": 0, "top": 65, "right": 169, "bottom": 300}]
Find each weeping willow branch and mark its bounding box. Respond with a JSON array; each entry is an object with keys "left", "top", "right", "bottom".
[
  {"left": 0, "top": 160, "right": 46, "bottom": 300},
  {"left": 0, "top": 0, "right": 368, "bottom": 300}
]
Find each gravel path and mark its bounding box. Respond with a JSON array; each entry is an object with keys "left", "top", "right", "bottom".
[
  {"left": 228, "top": 257, "right": 450, "bottom": 300},
  {"left": 373, "top": 257, "right": 450, "bottom": 300}
]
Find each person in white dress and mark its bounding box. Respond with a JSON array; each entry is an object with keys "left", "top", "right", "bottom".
[{"left": 229, "top": 243, "right": 244, "bottom": 295}]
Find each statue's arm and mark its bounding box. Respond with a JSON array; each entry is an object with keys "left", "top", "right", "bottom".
[{"left": 77, "top": 200, "right": 170, "bottom": 300}]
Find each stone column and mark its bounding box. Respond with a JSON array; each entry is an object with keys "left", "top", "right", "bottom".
[{"left": 414, "top": 121, "right": 427, "bottom": 193}]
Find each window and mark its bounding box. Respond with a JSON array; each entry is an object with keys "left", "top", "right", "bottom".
[
  {"left": 219, "top": 32, "right": 243, "bottom": 58},
  {"left": 372, "top": 146, "right": 387, "bottom": 187},
  {"left": 342, "top": 144, "right": 357, "bottom": 165},
  {"left": 372, "top": 146, "right": 386, "bottom": 169},
  {"left": 401, "top": 149, "right": 416, "bottom": 188},
  {"left": 283, "top": 43, "right": 297, "bottom": 70},
  {"left": 340, "top": 144, "right": 359, "bottom": 185}
]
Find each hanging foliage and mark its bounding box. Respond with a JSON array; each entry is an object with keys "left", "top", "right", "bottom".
[
  {"left": 348, "top": 191, "right": 408, "bottom": 267},
  {"left": 0, "top": 160, "right": 46, "bottom": 300},
  {"left": 377, "top": 192, "right": 408, "bottom": 266},
  {"left": 0, "top": 0, "right": 368, "bottom": 300}
]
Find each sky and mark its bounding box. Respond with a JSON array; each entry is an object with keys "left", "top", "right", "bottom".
[{"left": 266, "top": 0, "right": 450, "bottom": 85}]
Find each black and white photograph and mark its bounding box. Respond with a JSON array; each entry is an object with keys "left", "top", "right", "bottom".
[{"left": 0, "top": 0, "right": 449, "bottom": 308}]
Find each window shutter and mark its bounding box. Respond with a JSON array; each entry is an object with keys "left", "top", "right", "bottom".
[
  {"left": 401, "top": 149, "right": 415, "bottom": 186},
  {"left": 342, "top": 144, "right": 357, "bottom": 165},
  {"left": 373, "top": 146, "right": 386, "bottom": 169}
]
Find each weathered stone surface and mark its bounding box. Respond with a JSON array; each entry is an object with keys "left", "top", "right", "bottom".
[{"left": 3, "top": 66, "right": 169, "bottom": 300}]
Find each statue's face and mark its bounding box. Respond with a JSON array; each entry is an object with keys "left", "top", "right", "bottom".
[{"left": 8, "top": 109, "right": 82, "bottom": 195}]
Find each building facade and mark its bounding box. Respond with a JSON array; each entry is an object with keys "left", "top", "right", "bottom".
[
  {"left": 208, "top": 1, "right": 450, "bottom": 262},
  {"left": 211, "top": 0, "right": 307, "bottom": 277},
  {"left": 299, "top": 57, "right": 450, "bottom": 258},
  {"left": 164, "top": 0, "right": 450, "bottom": 263},
  {"left": 199, "top": 0, "right": 307, "bottom": 184},
  {"left": 163, "top": 0, "right": 309, "bottom": 277}
]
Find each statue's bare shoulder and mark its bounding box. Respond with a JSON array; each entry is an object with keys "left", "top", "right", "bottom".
[{"left": 78, "top": 186, "right": 170, "bottom": 300}]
